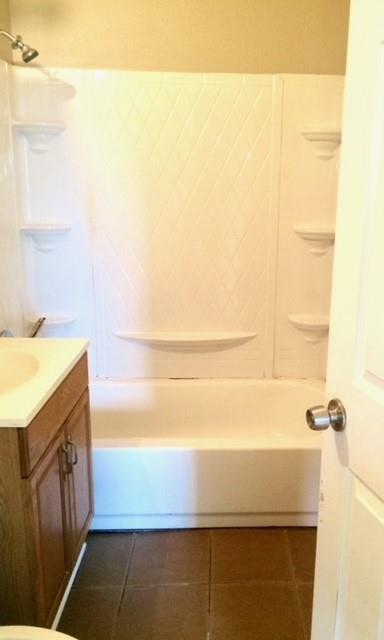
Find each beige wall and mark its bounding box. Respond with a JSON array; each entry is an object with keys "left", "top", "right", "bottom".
[
  {"left": 9, "top": 0, "right": 349, "bottom": 73},
  {"left": 0, "top": 0, "right": 11, "bottom": 61}
]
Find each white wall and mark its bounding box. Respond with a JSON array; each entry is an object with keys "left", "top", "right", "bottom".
[
  {"left": 0, "top": 60, "right": 23, "bottom": 335},
  {"left": 9, "top": 67, "right": 343, "bottom": 378},
  {"left": 9, "top": 0, "right": 350, "bottom": 74}
]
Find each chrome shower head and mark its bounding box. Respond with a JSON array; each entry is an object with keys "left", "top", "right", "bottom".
[
  {"left": 21, "top": 44, "right": 39, "bottom": 63},
  {"left": 0, "top": 30, "right": 39, "bottom": 63}
]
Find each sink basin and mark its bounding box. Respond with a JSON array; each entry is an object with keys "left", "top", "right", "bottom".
[
  {"left": 0, "top": 351, "right": 40, "bottom": 393},
  {"left": 0, "top": 338, "right": 89, "bottom": 427}
]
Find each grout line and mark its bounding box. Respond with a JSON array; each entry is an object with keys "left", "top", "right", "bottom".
[
  {"left": 120, "top": 532, "right": 137, "bottom": 604},
  {"left": 207, "top": 529, "right": 213, "bottom": 640},
  {"left": 110, "top": 533, "right": 137, "bottom": 640},
  {"left": 208, "top": 529, "right": 213, "bottom": 609},
  {"left": 77, "top": 576, "right": 296, "bottom": 589},
  {"left": 117, "top": 580, "right": 210, "bottom": 589},
  {"left": 284, "top": 529, "right": 307, "bottom": 640},
  {"left": 210, "top": 578, "right": 296, "bottom": 586}
]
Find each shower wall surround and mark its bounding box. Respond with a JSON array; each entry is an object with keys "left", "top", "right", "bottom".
[
  {"left": 9, "top": 67, "right": 344, "bottom": 379},
  {"left": 0, "top": 60, "right": 23, "bottom": 335}
]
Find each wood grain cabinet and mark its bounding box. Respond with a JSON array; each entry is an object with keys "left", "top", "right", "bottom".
[{"left": 0, "top": 354, "right": 93, "bottom": 627}]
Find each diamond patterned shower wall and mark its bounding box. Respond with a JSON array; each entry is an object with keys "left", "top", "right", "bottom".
[
  {"left": 9, "top": 68, "right": 344, "bottom": 379},
  {"left": 81, "top": 72, "right": 277, "bottom": 379}
]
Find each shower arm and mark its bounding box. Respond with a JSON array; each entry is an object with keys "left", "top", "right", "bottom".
[{"left": 0, "top": 30, "right": 20, "bottom": 48}]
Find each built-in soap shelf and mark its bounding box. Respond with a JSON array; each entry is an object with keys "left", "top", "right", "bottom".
[
  {"left": 20, "top": 221, "right": 72, "bottom": 252},
  {"left": 300, "top": 128, "right": 341, "bottom": 160},
  {"left": 294, "top": 224, "right": 335, "bottom": 256},
  {"left": 288, "top": 315, "right": 329, "bottom": 344},
  {"left": 114, "top": 332, "right": 256, "bottom": 350},
  {"left": 13, "top": 120, "right": 66, "bottom": 153},
  {"left": 26, "top": 315, "right": 76, "bottom": 334}
]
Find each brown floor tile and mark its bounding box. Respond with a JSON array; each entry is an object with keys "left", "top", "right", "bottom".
[
  {"left": 58, "top": 586, "right": 121, "bottom": 640},
  {"left": 114, "top": 584, "right": 209, "bottom": 640},
  {"left": 74, "top": 533, "right": 134, "bottom": 587},
  {"left": 298, "top": 583, "right": 314, "bottom": 640},
  {"left": 127, "top": 530, "right": 210, "bottom": 585},
  {"left": 212, "top": 529, "right": 291, "bottom": 583},
  {"left": 211, "top": 583, "right": 304, "bottom": 640},
  {"left": 286, "top": 528, "right": 317, "bottom": 583}
]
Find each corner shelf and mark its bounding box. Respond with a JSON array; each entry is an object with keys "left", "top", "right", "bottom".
[
  {"left": 44, "top": 315, "right": 76, "bottom": 326},
  {"left": 293, "top": 224, "right": 335, "bottom": 256},
  {"left": 300, "top": 128, "right": 341, "bottom": 160},
  {"left": 20, "top": 222, "right": 72, "bottom": 252},
  {"left": 114, "top": 332, "right": 256, "bottom": 350},
  {"left": 26, "top": 315, "right": 76, "bottom": 335},
  {"left": 288, "top": 315, "right": 329, "bottom": 344},
  {"left": 13, "top": 120, "right": 66, "bottom": 153}
]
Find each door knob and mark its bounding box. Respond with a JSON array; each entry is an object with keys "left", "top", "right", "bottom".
[{"left": 306, "top": 398, "right": 346, "bottom": 432}]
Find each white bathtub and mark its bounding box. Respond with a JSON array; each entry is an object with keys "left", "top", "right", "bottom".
[{"left": 90, "top": 379, "right": 324, "bottom": 530}]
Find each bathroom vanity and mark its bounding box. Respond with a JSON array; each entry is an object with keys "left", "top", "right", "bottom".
[{"left": 0, "top": 339, "right": 93, "bottom": 627}]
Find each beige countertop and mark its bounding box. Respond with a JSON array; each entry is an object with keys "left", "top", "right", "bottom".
[{"left": 0, "top": 338, "right": 89, "bottom": 427}]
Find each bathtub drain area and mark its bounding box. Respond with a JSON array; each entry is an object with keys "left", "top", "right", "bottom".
[{"left": 58, "top": 527, "right": 316, "bottom": 640}]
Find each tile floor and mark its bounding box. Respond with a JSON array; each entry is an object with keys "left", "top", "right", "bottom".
[{"left": 58, "top": 528, "right": 316, "bottom": 640}]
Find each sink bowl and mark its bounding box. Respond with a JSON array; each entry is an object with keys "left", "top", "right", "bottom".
[
  {"left": 0, "top": 338, "right": 88, "bottom": 427},
  {"left": 0, "top": 351, "right": 40, "bottom": 394}
]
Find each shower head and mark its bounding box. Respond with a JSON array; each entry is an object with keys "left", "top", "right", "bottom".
[
  {"left": 20, "top": 44, "right": 39, "bottom": 63},
  {"left": 0, "top": 30, "right": 39, "bottom": 63}
]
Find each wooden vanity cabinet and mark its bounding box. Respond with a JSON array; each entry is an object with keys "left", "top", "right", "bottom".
[{"left": 0, "top": 354, "right": 94, "bottom": 627}]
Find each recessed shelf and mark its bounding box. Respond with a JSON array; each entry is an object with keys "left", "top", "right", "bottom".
[
  {"left": 20, "top": 222, "right": 72, "bottom": 252},
  {"left": 288, "top": 315, "right": 329, "bottom": 344},
  {"left": 114, "top": 332, "right": 257, "bottom": 350},
  {"left": 300, "top": 128, "right": 341, "bottom": 160},
  {"left": 13, "top": 120, "right": 66, "bottom": 153},
  {"left": 294, "top": 224, "right": 335, "bottom": 256}
]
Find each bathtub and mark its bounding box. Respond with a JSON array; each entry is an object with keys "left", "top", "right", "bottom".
[{"left": 89, "top": 378, "right": 324, "bottom": 530}]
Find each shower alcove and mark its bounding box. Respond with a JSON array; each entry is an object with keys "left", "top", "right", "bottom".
[{"left": 9, "top": 66, "right": 344, "bottom": 529}]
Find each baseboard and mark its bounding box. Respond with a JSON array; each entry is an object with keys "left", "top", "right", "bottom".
[{"left": 91, "top": 512, "right": 318, "bottom": 530}]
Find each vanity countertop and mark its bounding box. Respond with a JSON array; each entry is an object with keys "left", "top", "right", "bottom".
[{"left": 0, "top": 338, "right": 89, "bottom": 427}]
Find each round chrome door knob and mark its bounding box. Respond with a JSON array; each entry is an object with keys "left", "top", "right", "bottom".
[{"left": 306, "top": 398, "right": 346, "bottom": 432}]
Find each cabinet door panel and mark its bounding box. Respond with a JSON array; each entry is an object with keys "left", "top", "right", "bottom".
[
  {"left": 29, "top": 429, "right": 68, "bottom": 626},
  {"left": 66, "top": 389, "right": 94, "bottom": 564}
]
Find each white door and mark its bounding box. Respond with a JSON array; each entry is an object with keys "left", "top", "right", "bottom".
[{"left": 311, "top": 1, "right": 384, "bottom": 639}]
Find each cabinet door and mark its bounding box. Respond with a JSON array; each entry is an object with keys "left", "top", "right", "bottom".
[
  {"left": 29, "top": 428, "right": 69, "bottom": 626},
  {"left": 65, "top": 389, "right": 94, "bottom": 565}
]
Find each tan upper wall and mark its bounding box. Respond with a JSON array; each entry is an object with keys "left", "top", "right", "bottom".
[
  {"left": 0, "top": 0, "right": 11, "bottom": 61},
  {"left": 9, "top": 0, "right": 349, "bottom": 73}
]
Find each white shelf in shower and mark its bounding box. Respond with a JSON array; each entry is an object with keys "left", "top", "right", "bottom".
[
  {"left": 25, "top": 314, "right": 76, "bottom": 338},
  {"left": 26, "top": 314, "right": 76, "bottom": 329},
  {"left": 293, "top": 224, "right": 335, "bottom": 256},
  {"left": 13, "top": 120, "right": 66, "bottom": 153},
  {"left": 114, "top": 332, "right": 257, "bottom": 349},
  {"left": 300, "top": 127, "right": 341, "bottom": 160},
  {"left": 288, "top": 315, "right": 329, "bottom": 344},
  {"left": 43, "top": 315, "right": 76, "bottom": 326},
  {"left": 20, "top": 221, "right": 72, "bottom": 252}
]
